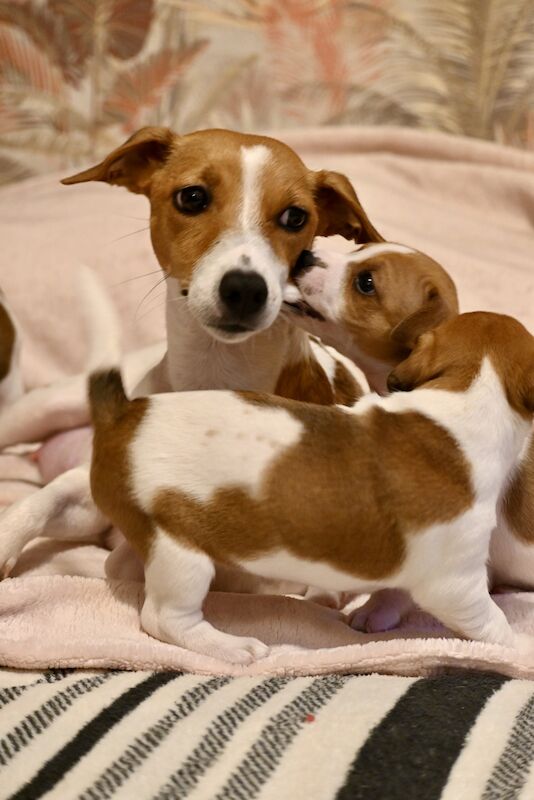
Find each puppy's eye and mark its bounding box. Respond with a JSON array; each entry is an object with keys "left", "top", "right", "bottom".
[
  {"left": 173, "top": 186, "right": 210, "bottom": 215},
  {"left": 354, "top": 270, "right": 376, "bottom": 296},
  {"left": 278, "top": 207, "right": 308, "bottom": 232}
]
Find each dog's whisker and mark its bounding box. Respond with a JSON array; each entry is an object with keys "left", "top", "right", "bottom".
[
  {"left": 134, "top": 273, "right": 170, "bottom": 321},
  {"left": 113, "top": 269, "right": 163, "bottom": 288},
  {"left": 111, "top": 226, "right": 150, "bottom": 244}
]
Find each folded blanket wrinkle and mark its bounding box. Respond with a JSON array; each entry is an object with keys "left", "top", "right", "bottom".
[{"left": 0, "top": 126, "right": 533, "bottom": 676}]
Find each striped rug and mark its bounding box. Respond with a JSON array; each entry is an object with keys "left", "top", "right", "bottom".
[{"left": 0, "top": 669, "right": 533, "bottom": 799}]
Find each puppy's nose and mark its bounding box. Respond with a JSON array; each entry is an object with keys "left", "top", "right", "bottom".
[
  {"left": 291, "top": 249, "right": 316, "bottom": 279},
  {"left": 219, "top": 270, "right": 268, "bottom": 318},
  {"left": 387, "top": 373, "right": 410, "bottom": 393}
]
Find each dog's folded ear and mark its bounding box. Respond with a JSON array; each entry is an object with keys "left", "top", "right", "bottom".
[
  {"left": 390, "top": 286, "right": 454, "bottom": 350},
  {"left": 313, "top": 171, "right": 384, "bottom": 243},
  {"left": 61, "top": 127, "right": 176, "bottom": 195}
]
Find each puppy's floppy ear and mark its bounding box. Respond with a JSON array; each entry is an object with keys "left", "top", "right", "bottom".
[
  {"left": 313, "top": 171, "right": 384, "bottom": 243},
  {"left": 61, "top": 126, "right": 175, "bottom": 195},
  {"left": 390, "top": 285, "right": 454, "bottom": 350},
  {"left": 387, "top": 331, "right": 435, "bottom": 393},
  {"left": 522, "top": 360, "right": 534, "bottom": 415}
]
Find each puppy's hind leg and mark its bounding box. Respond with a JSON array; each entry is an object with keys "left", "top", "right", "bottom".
[
  {"left": 0, "top": 465, "right": 109, "bottom": 576},
  {"left": 141, "top": 529, "right": 269, "bottom": 665}
]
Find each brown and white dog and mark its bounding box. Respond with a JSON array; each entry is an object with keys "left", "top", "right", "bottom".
[
  {"left": 287, "top": 247, "right": 534, "bottom": 631},
  {"left": 88, "top": 312, "right": 534, "bottom": 663}
]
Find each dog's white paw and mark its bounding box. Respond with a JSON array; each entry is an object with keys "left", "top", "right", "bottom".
[{"left": 141, "top": 606, "right": 269, "bottom": 664}]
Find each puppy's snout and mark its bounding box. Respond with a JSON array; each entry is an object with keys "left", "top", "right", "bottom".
[
  {"left": 291, "top": 250, "right": 317, "bottom": 279},
  {"left": 387, "top": 373, "right": 410, "bottom": 393},
  {"left": 219, "top": 270, "right": 268, "bottom": 319}
]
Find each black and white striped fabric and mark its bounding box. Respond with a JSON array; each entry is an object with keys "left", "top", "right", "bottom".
[{"left": 1, "top": 669, "right": 533, "bottom": 799}]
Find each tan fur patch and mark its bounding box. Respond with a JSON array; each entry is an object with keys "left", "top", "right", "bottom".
[
  {"left": 149, "top": 397, "right": 473, "bottom": 581},
  {"left": 274, "top": 358, "right": 335, "bottom": 405},
  {"left": 340, "top": 251, "right": 458, "bottom": 366},
  {"left": 0, "top": 302, "right": 16, "bottom": 382},
  {"left": 333, "top": 361, "right": 363, "bottom": 406},
  {"left": 503, "top": 440, "right": 534, "bottom": 543},
  {"left": 90, "top": 397, "right": 153, "bottom": 559},
  {"left": 390, "top": 312, "right": 534, "bottom": 420}
]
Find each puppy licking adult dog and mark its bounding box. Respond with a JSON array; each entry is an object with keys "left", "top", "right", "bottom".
[
  {"left": 285, "top": 243, "right": 458, "bottom": 394},
  {"left": 89, "top": 312, "right": 534, "bottom": 663}
]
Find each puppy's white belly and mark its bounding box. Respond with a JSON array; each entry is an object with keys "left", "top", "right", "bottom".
[{"left": 239, "top": 550, "right": 377, "bottom": 593}]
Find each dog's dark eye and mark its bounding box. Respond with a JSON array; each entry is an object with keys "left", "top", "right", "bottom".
[
  {"left": 354, "top": 270, "right": 376, "bottom": 296},
  {"left": 173, "top": 186, "right": 210, "bottom": 215},
  {"left": 278, "top": 207, "right": 308, "bottom": 232}
]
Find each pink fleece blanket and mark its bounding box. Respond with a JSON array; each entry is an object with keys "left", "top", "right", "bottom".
[{"left": 1, "top": 126, "right": 534, "bottom": 677}]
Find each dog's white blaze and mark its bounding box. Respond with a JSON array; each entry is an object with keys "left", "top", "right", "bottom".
[
  {"left": 130, "top": 392, "right": 304, "bottom": 505},
  {"left": 240, "top": 145, "right": 271, "bottom": 231},
  {"left": 347, "top": 243, "right": 415, "bottom": 263}
]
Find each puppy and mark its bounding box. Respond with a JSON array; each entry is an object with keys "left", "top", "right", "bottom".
[
  {"left": 288, "top": 245, "right": 534, "bottom": 630},
  {"left": 88, "top": 312, "right": 534, "bottom": 663},
  {"left": 284, "top": 242, "right": 458, "bottom": 394}
]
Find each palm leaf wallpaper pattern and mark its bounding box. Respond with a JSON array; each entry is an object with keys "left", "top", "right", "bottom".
[{"left": 1, "top": 0, "right": 533, "bottom": 185}]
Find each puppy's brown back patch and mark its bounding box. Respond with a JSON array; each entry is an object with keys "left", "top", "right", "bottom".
[
  {"left": 152, "top": 398, "right": 474, "bottom": 581},
  {"left": 333, "top": 360, "right": 364, "bottom": 406},
  {"left": 91, "top": 396, "right": 154, "bottom": 559},
  {"left": 274, "top": 358, "right": 335, "bottom": 406},
  {"left": 503, "top": 440, "right": 534, "bottom": 543}
]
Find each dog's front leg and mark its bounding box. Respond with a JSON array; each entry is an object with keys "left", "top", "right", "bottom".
[
  {"left": 0, "top": 465, "right": 108, "bottom": 575},
  {"left": 140, "top": 529, "right": 269, "bottom": 664}
]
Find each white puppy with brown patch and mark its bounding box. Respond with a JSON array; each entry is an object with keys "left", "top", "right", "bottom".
[
  {"left": 288, "top": 245, "right": 534, "bottom": 630},
  {"left": 89, "top": 312, "right": 534, "bottom": 664}
]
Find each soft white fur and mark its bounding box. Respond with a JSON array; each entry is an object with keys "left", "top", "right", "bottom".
[{"left": 125, "top": 358, "right": 531, "bottom": 663}]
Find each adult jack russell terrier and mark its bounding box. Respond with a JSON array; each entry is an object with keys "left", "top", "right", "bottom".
[
  {"left": 88, "top": 311, "right": 534, "bottom": 664},
  {"left": 0, "top": 128, "right": 456, "bottom": 583}
]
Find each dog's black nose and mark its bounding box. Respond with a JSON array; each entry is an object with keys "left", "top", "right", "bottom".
[
  {"left": 219, "top": 270, "right": 268, "bottom": 318},
  {"left": 291, "top": 249, "right": 316, "bottom": 279}
]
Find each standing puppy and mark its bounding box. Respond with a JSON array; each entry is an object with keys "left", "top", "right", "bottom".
[{"left": 89, "top": 312, "right": 534, "bottom": 663}]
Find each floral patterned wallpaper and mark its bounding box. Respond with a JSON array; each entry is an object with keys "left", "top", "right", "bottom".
[{"left": 1, "top": 0, "right": 534, "bottom": 185}]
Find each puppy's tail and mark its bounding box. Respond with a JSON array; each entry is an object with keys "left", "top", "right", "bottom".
[{"left": 88, "top": 368, "right": 128, "bottom": 428}]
